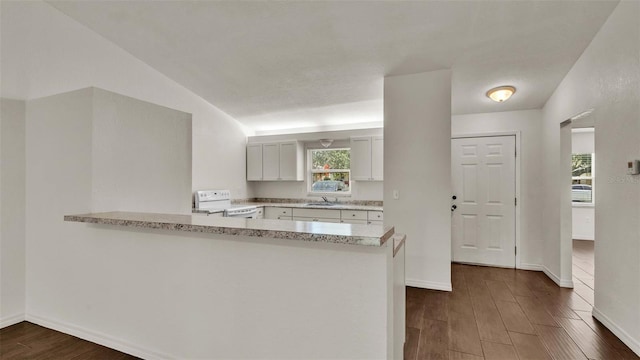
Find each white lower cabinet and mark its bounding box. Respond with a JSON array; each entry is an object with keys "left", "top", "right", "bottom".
[
  {"left": 293, "top": 217, "right": 341, "bottom": 223},
  {"left": 367, "top": 211, "right": 383, "bottom": 221},
  {"left": 341, "top": 219, "right": 368, "bottom": 225},
  {"left": 265, "top": 207, "right": 292, "bottom": 220},
  {"left": 292, "top": 208, "right": 341, "bottom": 223},
  {"left": 340, "top": 210, "right": 368, "bottom": 224},
  {"left": 264, "top": 206, "right": 383, "bottom": 225}
]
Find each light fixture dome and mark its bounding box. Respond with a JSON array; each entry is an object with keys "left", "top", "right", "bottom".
[
  {"left": 487, "top": 86, "right": 516, "bottom": 102},
  {"left": 319, "top": 139, "right": 334, "bottom": 148}
]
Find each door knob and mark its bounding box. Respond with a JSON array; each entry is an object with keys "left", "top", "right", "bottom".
[{"left": 451, "top": 205, "right": 457, "bottom": 211}]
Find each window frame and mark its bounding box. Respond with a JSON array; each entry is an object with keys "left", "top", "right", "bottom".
[
  {"left": 572, "top": 152, "right": 595, "bottom": 206},
  {"left": 306, "top": 147, "right": 352, "bottom": 197}
]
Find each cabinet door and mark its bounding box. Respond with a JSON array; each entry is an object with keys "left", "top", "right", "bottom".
[
  {"left": 371, "top": 136, "right": 383, "bottom": 181},
  {"left": 246, "top": 144, "right": 263, "bottom": 181},
  {"left": 350, "top": 137, "right": 372, "bottom": 181},
  {"left": 279, "top": 142, "right": 299, "bottom": 180},
  {"left": 341, "top": 219, "right": 368, "bottom": 225},
  {"left": 262, "top": 143, "right": 280, "bottom": 180}
]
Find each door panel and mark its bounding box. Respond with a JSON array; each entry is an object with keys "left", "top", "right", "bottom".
[
  {"left": 262, "top": 144, "right": 280, "bottom": 180},
  {"left": 350, "top": 137, "right": 372, "bottom": 181},
  {"left": 246, "top": 144, "right": 263, "bottom": 181},
  {"left": 279, "top": 142, "right": 296, "bottom": 180},
  {"left": 452, "top": 136, "right": 516, "bottom": 267}
]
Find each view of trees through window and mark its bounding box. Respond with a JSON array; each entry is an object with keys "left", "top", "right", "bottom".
[
  {"left": 572, "top": 153, "right": 593, "bottom": 203},
  {"left": 309, "top": 148, "right": 350, "bottom": 193}
]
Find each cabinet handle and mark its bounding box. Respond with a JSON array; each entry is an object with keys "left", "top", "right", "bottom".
[{"left": 352, "top": 214, "right": 356, "bottom": 217}]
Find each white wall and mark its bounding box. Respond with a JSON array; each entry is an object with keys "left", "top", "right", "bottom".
[
  {"left": 91, "top": 88, "right": 192, "bottom": 214},
  {"left": 384, "top": 70, "right": 452, "bottom": 291},
  {"left": 572, "top": 129, "right": 595, "bottom": 241},
  {"left": 0, "top": 99, "right": 26, "bottom": 327},
  {"left": 248, "top": 128, "right": 384, "bottom": 201},
  {"left": 0, "top": 1, "right": 249, "bottom": 198},
  {"left": 26, "top": 227, "right": 392, "bottom": 359},
  {"left": 541, "top": 1, "right": 640, "bottom": 354},
  {"left": 452, "top": 109, "right": 544, "bottom": 269}
]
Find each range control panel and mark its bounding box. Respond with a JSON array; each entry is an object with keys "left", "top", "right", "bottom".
[{"left": 197, "top": 190, "right": 231, "bottom": 202}]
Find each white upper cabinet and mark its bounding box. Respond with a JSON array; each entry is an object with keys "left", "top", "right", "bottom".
[
  {"left": 279, "top": 141, "right": 304, "bottom": 180},
  {"left": 247, "top": 141, "right": 303, "bottom": 181},
  {"left": 262, "top": 143, "right": 280, "bottom": 180},
  {"left": 350, "top": 136, "right": 383, "bottom": 181},
  {"left": 350, "top": 137, "right": 372, "bottom": 181},
  {"left": 371, "top": 136, "right": 383, "bottom": 181},
  {"left": 246, "top": 144, "right": 263, "bottom": 181}
]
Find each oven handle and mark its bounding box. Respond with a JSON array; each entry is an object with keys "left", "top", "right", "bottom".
[{"left": 228, "top": 208, "right": 257, "bottom": 217}]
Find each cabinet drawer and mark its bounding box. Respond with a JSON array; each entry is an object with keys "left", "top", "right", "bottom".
[
  {"left": 341, "top": 210, "right": 367, "bottom": 221},
  {"left": 293, "top": 217, "right": 341, "bottom": 223},
  {"left": 292, "top": 208, "right": 341, "bottom": 219},
  {"left": 367, "top": 220, "right": 383, "bottom": 226},
  {"left": 265, "top": 207, "right": 292, "bottom": 219},
  {"left": 367, "top": 211, "right": 384, "bottom": 221},
  {"left": 341, "top": 219, "right": 368, "bottom": 225}
]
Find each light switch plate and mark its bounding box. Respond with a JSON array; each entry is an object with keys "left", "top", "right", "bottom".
[{"left": 627, "top": 160, "right": 640, "bottom": 175}]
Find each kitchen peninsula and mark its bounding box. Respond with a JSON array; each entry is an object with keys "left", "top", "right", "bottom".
[{"left": 65, "top": 211, "right": 405, "bottom": 359}]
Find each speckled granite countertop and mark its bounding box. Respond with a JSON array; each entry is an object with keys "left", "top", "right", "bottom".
[
  {"left": 192, "top": 203, "right": 383, "bottom": 214},
  {"left": 248, "top": 202, "right": 383, "bottom": 211},
  {"left": 65, "top": 212, "right": 394, "bottom": 247}
]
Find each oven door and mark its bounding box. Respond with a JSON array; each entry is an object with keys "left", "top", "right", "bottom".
[{"left": 225, "top": 208, "right": 258, "bottom": 219}]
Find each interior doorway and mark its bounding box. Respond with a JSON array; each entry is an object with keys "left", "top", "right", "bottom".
[
  {"left": 451, "top": 135, "right": 517, "bottom": 268},
  {"left": 571, "top": 126, "right": 595, "bottom": 305},
  {"left": 560, "top": 110, "right": 596, "bottom": 293}
]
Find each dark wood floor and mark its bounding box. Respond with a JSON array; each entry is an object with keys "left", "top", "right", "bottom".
[
  {"left": 0, "top": 322, "right": 138, "bottom": 360},
  {"left": 406, "top": 240, "right": 639, "bottom": 360},
  {"left": 573, "top": 239, "right": 595, "bottom": 306}
]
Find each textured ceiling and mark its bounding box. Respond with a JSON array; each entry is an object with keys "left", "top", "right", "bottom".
[{"left": 48, "top": 1, "right": 618, "bottom": 132}]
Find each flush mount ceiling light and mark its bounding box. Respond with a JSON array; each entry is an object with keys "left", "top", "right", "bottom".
[
  {"left": 486, "top": 86, "right": 516, "bottom": 103},
  {"left": 319, "top": 139, "right": 334, "bottom": 148}
]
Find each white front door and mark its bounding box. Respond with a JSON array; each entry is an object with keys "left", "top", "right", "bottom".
[{"left": 451, "top": 136, "right": 516, "bottom": 267}]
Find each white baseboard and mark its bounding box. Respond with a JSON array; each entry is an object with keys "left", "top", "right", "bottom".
[
  {"left": 518, "top": 263, "right": 542, "bottom": 271},
  {"left": 542, "top": 266, "right": 574, "bottom": 288},
  {"left": 0, "top": 313, "right": 25, "bottom": 329},
  {"left": 406, "top": 278, "right": 452, "bottom": 291},
  {"left": 592, "top": 307, "right": 640, "bottom": 356},
  {"left": 25, "top": 313, "right": 173, "bottom": 360}
]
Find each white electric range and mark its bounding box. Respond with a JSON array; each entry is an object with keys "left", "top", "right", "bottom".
[{"left": 194, "top": 190, "right": 258, "bottom": 218}]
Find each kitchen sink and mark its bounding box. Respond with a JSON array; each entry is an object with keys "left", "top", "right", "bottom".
[{"left": 304, "top": 203, "right": 336, "bottom": 207}]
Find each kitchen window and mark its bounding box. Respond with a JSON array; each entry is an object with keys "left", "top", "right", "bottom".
[
  {"left": 308, "top": 148, "right": 351, "bottom": 195},
  {"left": 572, "top": 153, "right": 594, "bottom": 204}
]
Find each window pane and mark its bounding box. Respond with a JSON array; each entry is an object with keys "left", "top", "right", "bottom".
[
  {"left": 572, "top": 154, "right": 592, "bottom": 178},
  {"left": 310, "top": 172, "right": 350, "bottom": 193},
  {"left": 309, "top": 148, "right": 351, "bottom": 194},
  {"left": 572, "top": 153, "right": 593, "bottom": 203},
  {"left": 311, "top": 149, "right": 350, "bottom": 170}
]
